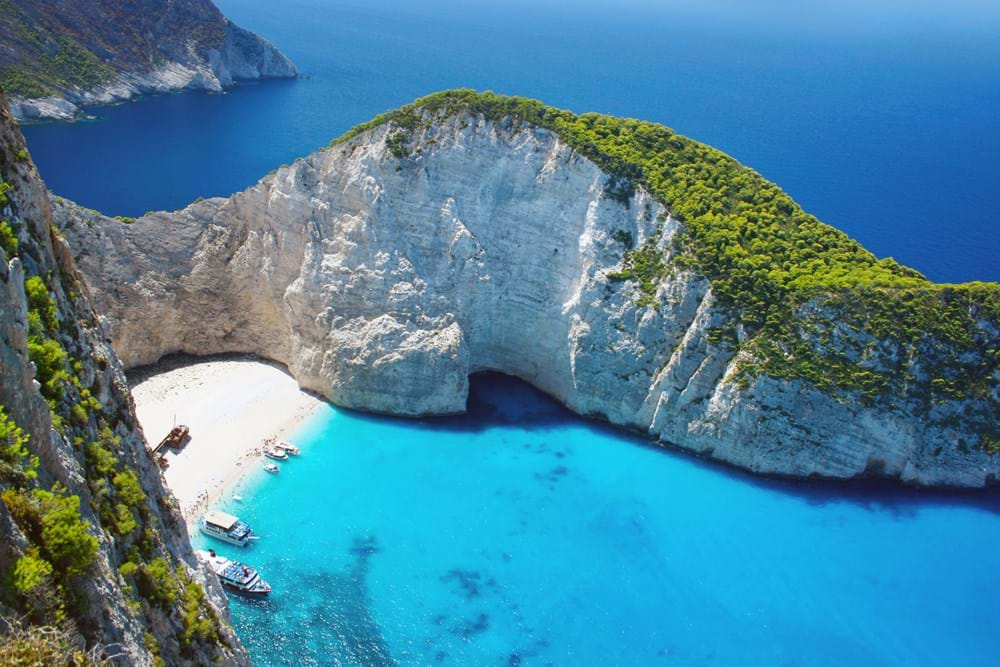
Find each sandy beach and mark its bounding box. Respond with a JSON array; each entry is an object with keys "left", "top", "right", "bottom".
[{"left": 130, "top": 358, "right": 326, "bottom": 520}]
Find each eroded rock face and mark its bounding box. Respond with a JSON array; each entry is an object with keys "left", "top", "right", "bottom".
[{"left": 56, "top": 111, "right": 1000, "bottom": 487}]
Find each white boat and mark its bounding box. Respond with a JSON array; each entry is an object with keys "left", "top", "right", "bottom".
[
  {"left": 275, "top": 441, "right": 300, "bottom": 456},
  {"left": 263, "top": 462, "right": 279, "bottom": 474},
  {"left": 198, "top": 511, "right": 256, "bottom": 547},
  {"left": 263, "top": 446, "right": 288, "bottom": 461},
  {"left": 199, "top": 549, "right": 271, "bottom": 596}
]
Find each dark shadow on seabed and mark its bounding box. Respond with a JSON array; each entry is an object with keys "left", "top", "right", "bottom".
[
  {"left": 353, "top": 371, "right": 1000, "bottom": 519},
  {"left": 128, "top": 353, "right": 1000, "bottom": 518}
]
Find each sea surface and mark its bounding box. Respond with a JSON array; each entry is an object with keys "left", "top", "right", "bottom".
[
  {"left": 195, "top": 373, "right": 1000, "bottom": 666},
  {"left": 19, "top": 0, "right": 1000, "bottom": 283}
]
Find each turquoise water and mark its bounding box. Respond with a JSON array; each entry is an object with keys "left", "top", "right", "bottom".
[
  {"left": 20, "top": 0, "right": 1000, "bottom": 282},
  {"left": 193, "top": 374, "right": 1000, "bottom": 666}
]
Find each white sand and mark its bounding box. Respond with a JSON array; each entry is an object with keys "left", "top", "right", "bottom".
[{"left": 130, "top": 359, "right": 325, "bottom": 520}]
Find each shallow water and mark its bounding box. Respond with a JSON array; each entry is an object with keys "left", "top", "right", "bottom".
[{"left": 192, "top": 374, "right": 1000, "bottom": 666}]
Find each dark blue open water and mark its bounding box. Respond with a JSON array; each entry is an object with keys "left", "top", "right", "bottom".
[
  {"left": 197, "top": 374, "right": 1000, "bottom": 666},
  {"left": 19, "top": 0, "right": 1000, "bottom": 283},
  {"left": 18, "top": 2, "right": 1000, "bottom": 663}
]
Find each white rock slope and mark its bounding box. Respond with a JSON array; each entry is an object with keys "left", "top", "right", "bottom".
[{"left": 55, "top": 111, "right": 1000, "bottom": 488}]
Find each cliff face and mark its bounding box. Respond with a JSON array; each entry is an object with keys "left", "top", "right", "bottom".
[
  {"left": 0, "top": 95, "right": 247, "bottom": 664},
  {"left": 55, "top": 94, "right": 1000, "bottom": 488},
  {"left": 0, "top": 0, "right": 296, "bottom": 122}
]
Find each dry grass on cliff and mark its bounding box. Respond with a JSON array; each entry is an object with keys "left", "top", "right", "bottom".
[{"left": 0, "top": 616, "right": 112, "bottom": 666}]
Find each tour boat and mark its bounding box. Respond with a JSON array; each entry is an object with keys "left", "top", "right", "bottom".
[
  {"left": 263, "top": 446, "right": 288, "bottom": 461},
  {"left": 198, "top": 511, "right": 256, "bottom": 547},
  {"left": 275, "top": 441, "right": 300, "bottom": 456},
  {"left": 263, "top": 462, "right": 280, "bottom": 474},
  {"left": 199, "top": 550, "right": 271, "bottom": 596}
]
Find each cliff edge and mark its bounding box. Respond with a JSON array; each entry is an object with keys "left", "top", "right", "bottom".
[
  {"left": 56, "top": 90, "right": 1000, "bottom": 488},
  {"left": 0, "top": 0, "right": 296, "bottom": 122},
  {"left": 0, "top": 92, "right": 247, "bottom": 664}
]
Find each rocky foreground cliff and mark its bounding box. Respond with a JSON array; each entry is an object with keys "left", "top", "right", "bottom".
[
  {"left": 56, "top": 90, "right": 1000, "bottom": 488},
  {"left": 0, "top": 0, "right": 296, "bottom": 121},
  {"left": 0, "top": 94, "right": 247, "bottom": 663}
]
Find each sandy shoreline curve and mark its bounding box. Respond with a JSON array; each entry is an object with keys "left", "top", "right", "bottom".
[{"left": 129, "top": 356, "right": 326, "bottom": 520}]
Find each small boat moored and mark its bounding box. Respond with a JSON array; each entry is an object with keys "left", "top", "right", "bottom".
[
  {"left": 263, "top": 446, "right": 288, "bottom": 461},
  {"left": 275, "top": 441, "right": 300, "bottom": 456},
  {"left": 263, "top": 462, "right": 280, "bottom": 474},
  {"left": 198, "top": 511, "right": 256, "bottom": 547},
  {"left": 199, "top": 549, "right": 271, "bottom": 596}
]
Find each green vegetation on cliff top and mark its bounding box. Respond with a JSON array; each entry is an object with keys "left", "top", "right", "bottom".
[{"left": 332, "top": 89, "right": 999, "bottom": 417}]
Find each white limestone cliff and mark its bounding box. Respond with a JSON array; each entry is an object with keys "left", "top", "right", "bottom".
[{"left": 54, "top": 110, "right": 1000, "bottom": 488}]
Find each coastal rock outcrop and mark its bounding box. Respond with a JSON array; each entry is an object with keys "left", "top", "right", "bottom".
[
  {"left": 55, "top": 93, "right": 1000, "bottom": 488},
  {"left": 0, "top": 0, "right": 296, "bottom": 122},
  {"left": 0, "top": 94, "right": 248, "bottom": 664}
]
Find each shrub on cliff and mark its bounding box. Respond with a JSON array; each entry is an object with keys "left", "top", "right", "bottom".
[
  {"left": 137, "top": 558, "right": 179, "bottom": 607},
  {"left": 24, "top": 276, "right": 59, "bottom": 333},
  {"left": 0, "top": 405, "right": 37, "bottom": 485},
  {"left": 0, "top": 220, "right": 18, "bottom": 258},
  {"left": 112, "top": 470, "right": 145, "bottom": 508},
  {"left": 26, "top": 337, "right": 69, "bottom": 401},
  {"left": 1, "top": 487, "right": 98, "bottom": 578}
]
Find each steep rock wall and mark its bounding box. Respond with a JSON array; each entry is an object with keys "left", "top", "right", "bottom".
[
  {"left": 56, "top": 110, "right": 1000, "bottom": 488},
  {"left": 0, "top": 94, "right": 247, "bottom": 665}
]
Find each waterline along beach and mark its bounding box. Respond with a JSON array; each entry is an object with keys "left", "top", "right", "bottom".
[{"left": 129, "top": 358, "right": 324, "bottom": 520}]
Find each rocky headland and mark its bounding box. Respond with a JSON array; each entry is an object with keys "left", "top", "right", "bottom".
[
  {"left": 0, "top": 0, "right": 296, "bottom": 122},
  {"left": 55, "top": 90, "right": 1000, "bottom": 488}
]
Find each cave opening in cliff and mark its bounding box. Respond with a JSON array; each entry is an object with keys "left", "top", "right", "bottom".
[{"left": 457, "top": 371, "right": 575, "bottom": 432}]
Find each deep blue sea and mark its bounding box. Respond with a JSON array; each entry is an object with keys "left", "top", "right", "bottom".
[
  {"left": 196, "top": 374, "right": 1000, "bottom": 666},
  {"left": 19, "top": 0, "right": 1000, "bottom": 283}
]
